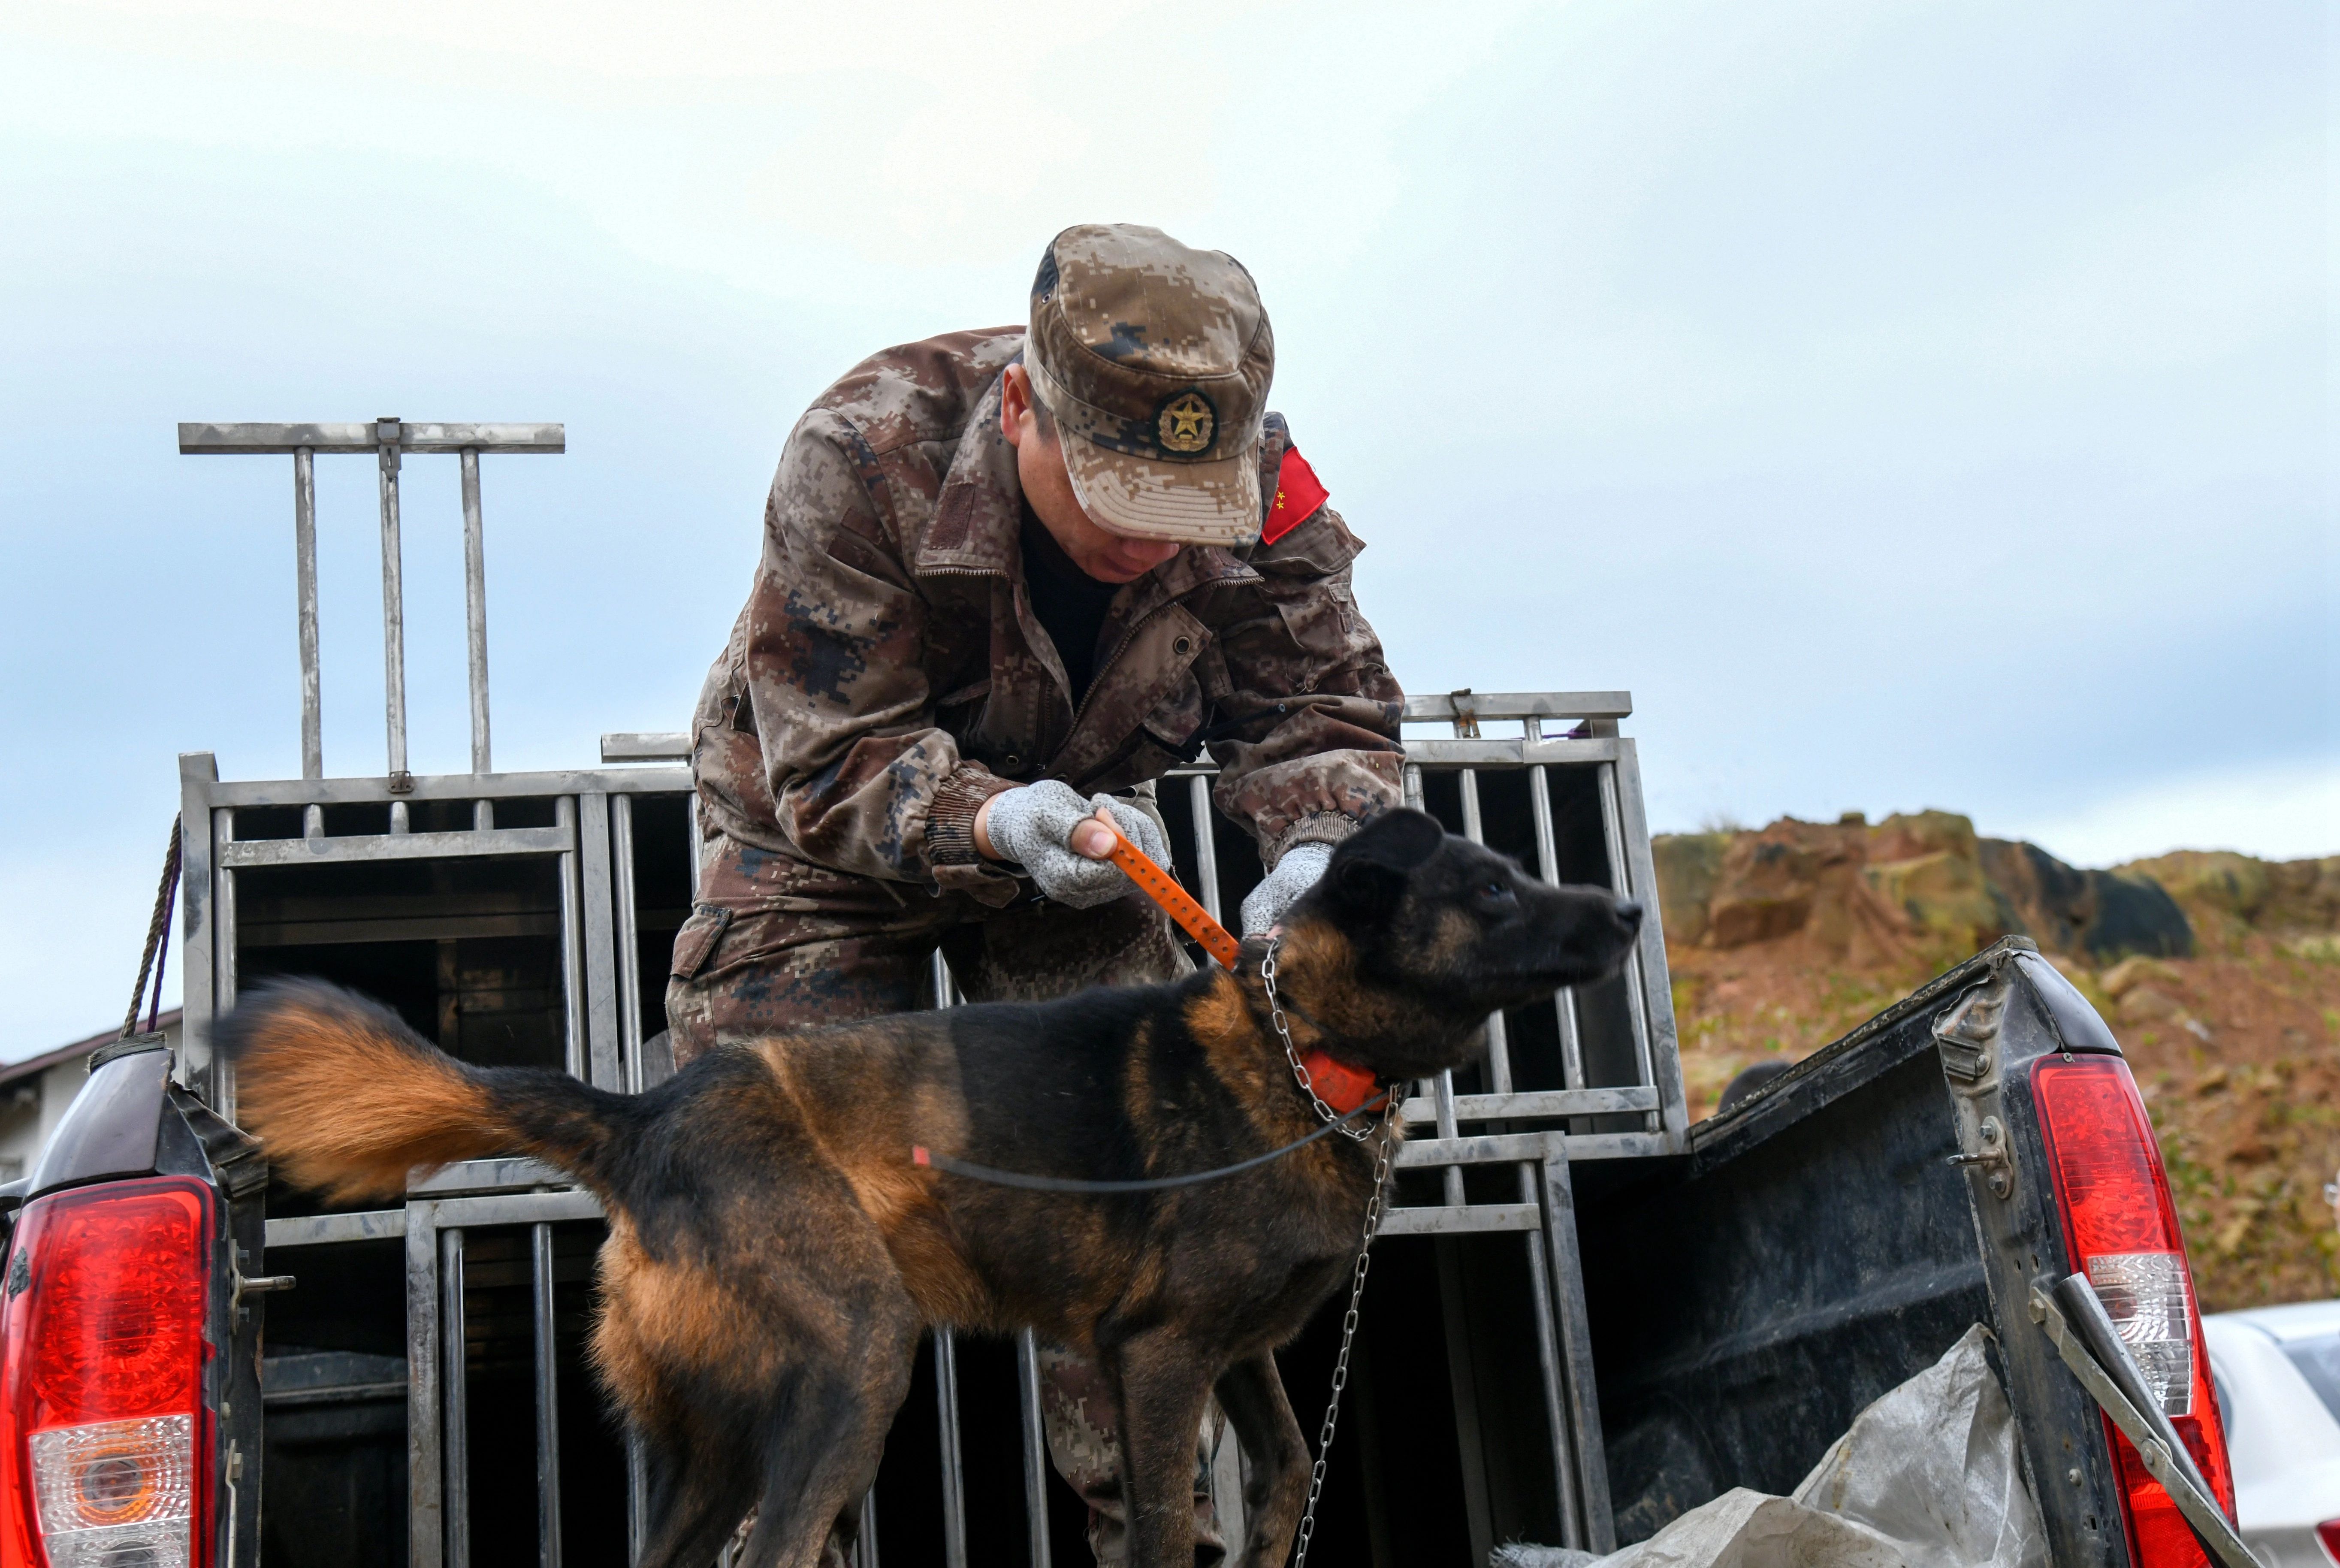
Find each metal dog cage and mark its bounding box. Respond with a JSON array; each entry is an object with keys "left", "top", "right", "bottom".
[{"left": 175, "top": 421, "right": 1686, "bottom": 1568}]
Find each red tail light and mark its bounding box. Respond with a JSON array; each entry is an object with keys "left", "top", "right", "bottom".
[
  {"left": 2317, "top": 1521, "right": 2340, "bottom": 1565},
  {"left": 0, "top": 1179, "right": 214, "bottom": 1568},
  {"left": 2032, "top": 1054, "right": 2235, "bottom": 1568}
]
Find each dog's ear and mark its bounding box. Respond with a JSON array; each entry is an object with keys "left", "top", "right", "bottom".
[{"left": 1323, "top": 809, "right": 1447, "bottom": 915}]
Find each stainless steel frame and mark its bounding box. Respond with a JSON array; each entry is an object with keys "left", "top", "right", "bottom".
[
  {"left": 572, "top": 695, "right": 1678, "bottom": 1560},
  {"left": 1383, "top": 690, "right": 1687, "bottom": 1165},
  {"left": 269, "top": 1173, "right": 601, "bottom": 1568},
  {"left": 595, "top": 692, "right": 1688, "bottom": 1165},
  {"left": 190, "top": 741, "right": 1666, "bottom": 1565},
  {"left": 181, "top": 421, "right": 1678, "bottom": 1566},
  {"left": 179, "top": 420, "right": 561, "bottom": 787}
]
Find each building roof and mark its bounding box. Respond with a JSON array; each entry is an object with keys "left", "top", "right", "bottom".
[{"left": 0, "top": 1010, "right": 181, "bottom": 1089}]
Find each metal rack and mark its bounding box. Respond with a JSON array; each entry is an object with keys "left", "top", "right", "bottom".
[
  {"left": 180, "top": 422, "right": 661, "bottom": 1568},
  {"left": 1385, "top": 690, "right": 1685, "bottom": 1162},
  {"left": 589, "top": 693, "right": 1685, "bottom": 1559},
  {"left": 605, "top": 690, "right": 1690, "bottom": 1169},
  {"left": 178, "top": 421, "right": 1682, "bottom": 1566},
  {"left": 178, "top": 420, "right": 563, "bottom": 788}
]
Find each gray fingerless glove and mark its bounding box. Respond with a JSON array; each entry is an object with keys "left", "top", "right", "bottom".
[
  {"left": 982, "top": 780, "right": 1173, "bottom": 909},
  {"left": 1241, "top": 841, "right": 1334, "bottom": 935}
]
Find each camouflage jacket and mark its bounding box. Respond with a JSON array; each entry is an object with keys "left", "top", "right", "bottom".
[{"left": 689, "top": 328, "right": 1405, "bottom": 906}]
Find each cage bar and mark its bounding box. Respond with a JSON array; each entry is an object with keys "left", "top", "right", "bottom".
[
  {"left": 407, "top": 1200, "right": 444, "bottom": 1568},
  {"left": 442, "top": 1227, "right": 471, "bottom": 1568},
  {"left": 578, "top": 792, "right": 622, "bottom": 1089},
  {"left": 461, "top": 448, "right": 492, "bottom": 774},
  {"left": 1185, "top": 773, "right": 1222, "bottom": 922},
  {"left": 613, "top": 795, "right": 645, "bottom": 1092},
  {"left": 1015, "top": 1330, "right": 1053, "bottom": 1568},
  {"left": 934, "top": 1329, "right": 969, "bottom": 1568},
  {"left": 377, "top": 426, "right": 409, "bottom": 781},
  {"left": 532, "top": 1222, "right": 562, "bottom": 1568},
  {"left": 293, "top": 448, "right": 322, "bottom": 780},
  {"left": 1596, "top": 764, "right": 1660, "bottom": 1131}
]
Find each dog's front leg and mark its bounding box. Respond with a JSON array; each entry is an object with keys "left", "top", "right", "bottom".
[
  {"left": 1107, "top": 1330, "right": 1216, "bottom": 1568},
  {"left": 1213, "top": 1353, "right": 1308, "bottom": 1567}
]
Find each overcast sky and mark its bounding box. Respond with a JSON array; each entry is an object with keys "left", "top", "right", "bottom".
[{"left": 1, "top": 0, "right": 2331, "bottom": 1053}]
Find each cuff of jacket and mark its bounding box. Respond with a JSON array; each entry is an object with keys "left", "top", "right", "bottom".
[
  {"left": 1264, "top": 811, "right": 1363, "bottom": 868},
  {"left": 926, "top": 764, "right": 1021, "bottom": 868}
]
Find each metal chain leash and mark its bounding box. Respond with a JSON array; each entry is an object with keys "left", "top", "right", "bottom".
[
  {"left": 1292, "top": 1092, "right": 1401, "bottom": 1568},
  {"left": 1259, "top": 936, "right": 1375, "bottom": 1143},
  {"left": 1258, "top": 932, "right": 1402, "bottom": 1562}
]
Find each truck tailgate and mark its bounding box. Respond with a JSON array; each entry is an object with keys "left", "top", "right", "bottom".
[{"left": 1576, "top": 938, "right": 2180, "bottom": 1566}]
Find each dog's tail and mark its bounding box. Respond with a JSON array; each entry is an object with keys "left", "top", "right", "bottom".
[{"left": 219, "top": 978, "right": 635, "bottom": 1203}]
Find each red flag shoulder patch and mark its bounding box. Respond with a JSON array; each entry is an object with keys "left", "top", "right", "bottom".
[{"left": 1260, "top": 445, "right": 1329, "bottom": 546}]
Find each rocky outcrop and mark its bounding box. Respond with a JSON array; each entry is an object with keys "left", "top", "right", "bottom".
[
  {"left": 2116, "top": 851, "right": 2340, "bottom": 940},
  {"left": 1660, "top": 818, "right": 2340, "bottom": 1314},
  {"left": 1985, "top": 839, "right": 2192, "bottom": 962},
  {"left": 1654, "top": 811, "right": 2192, "bottom": 964}
]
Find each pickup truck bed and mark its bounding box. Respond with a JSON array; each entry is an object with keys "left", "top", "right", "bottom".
[
  {"left": 1580, "top": 940, "right": 2192, "bottom": 1565},
  {"left": 0, "top": 801, "right": 2230, "bottom": 1568}
]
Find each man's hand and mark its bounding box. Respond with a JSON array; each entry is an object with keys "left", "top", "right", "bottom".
[
  {"left": 975, "top": 781, "right": 1172, "bottom": 908},
  {"left": 1241, "top": 842, "right": 1333, "bottom": 936}
]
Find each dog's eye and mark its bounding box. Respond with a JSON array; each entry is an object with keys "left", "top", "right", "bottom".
[{"left": 1478, "top": 879, "right": 1516, "bottom": 905}]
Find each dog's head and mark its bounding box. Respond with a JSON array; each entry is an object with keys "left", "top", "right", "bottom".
[{"left": 1268, "top": 808, "right": 1643, "bottom": 1082}]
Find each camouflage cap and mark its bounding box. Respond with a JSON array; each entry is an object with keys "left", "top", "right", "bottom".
[{"left": 1026, "top": 224, "right": 1275, "bottom": 546}]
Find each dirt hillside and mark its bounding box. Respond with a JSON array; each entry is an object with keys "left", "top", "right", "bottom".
[{"left": 1655, "top": 813, "right": 2340, "bottom": 1312}]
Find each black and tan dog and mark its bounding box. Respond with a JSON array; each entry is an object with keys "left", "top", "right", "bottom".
[{"left": 220, "top": 808, "right": 1640, "bottom": 1568}]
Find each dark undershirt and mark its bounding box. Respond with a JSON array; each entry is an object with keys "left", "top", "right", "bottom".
[{"left": 1020, "top": 505, "right": 1120, "bottom": 704}]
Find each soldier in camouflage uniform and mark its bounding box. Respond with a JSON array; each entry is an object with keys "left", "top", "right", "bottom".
[{"left": 668, "top": 224, "right": 1404, "bottom": 1565}]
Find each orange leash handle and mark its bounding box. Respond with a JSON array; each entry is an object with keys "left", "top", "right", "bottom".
[
  {"left": 1104, "top": 826, "right": 1243, "bottom": 969},
  {"left": 1106, "top": 822, "right": 1381, "bottom": 1115}
]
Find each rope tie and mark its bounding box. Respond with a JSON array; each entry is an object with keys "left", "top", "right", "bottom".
[{"left": 122, "top": 815, "right": 183, "bottom": 1039}]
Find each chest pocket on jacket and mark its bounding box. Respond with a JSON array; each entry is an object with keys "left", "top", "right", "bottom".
[
  {"left": 1271, "top": 584, "right": 1357, "bottom": 659},
  {"left": 1136, "top": 675, "right": 1211, "bottom": 761},
  {"left": 933, "top": 677, "right": 991, "bottom": 740},
  {"left": 1251, "top": 510, "right": 1363, "bottom": 659}
]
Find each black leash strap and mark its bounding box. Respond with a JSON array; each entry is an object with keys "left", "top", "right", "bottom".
[
  {"left": 911, "top": 1089, "right": 1392, "bottom": 1193},
  {"left": 122, "top": 816, "right": 183, "bottom": 1039}
]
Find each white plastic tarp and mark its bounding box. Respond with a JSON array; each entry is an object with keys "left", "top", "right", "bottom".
[{"left": 1495, "top": 1324, "right": 2050, "bottom": 1568}]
